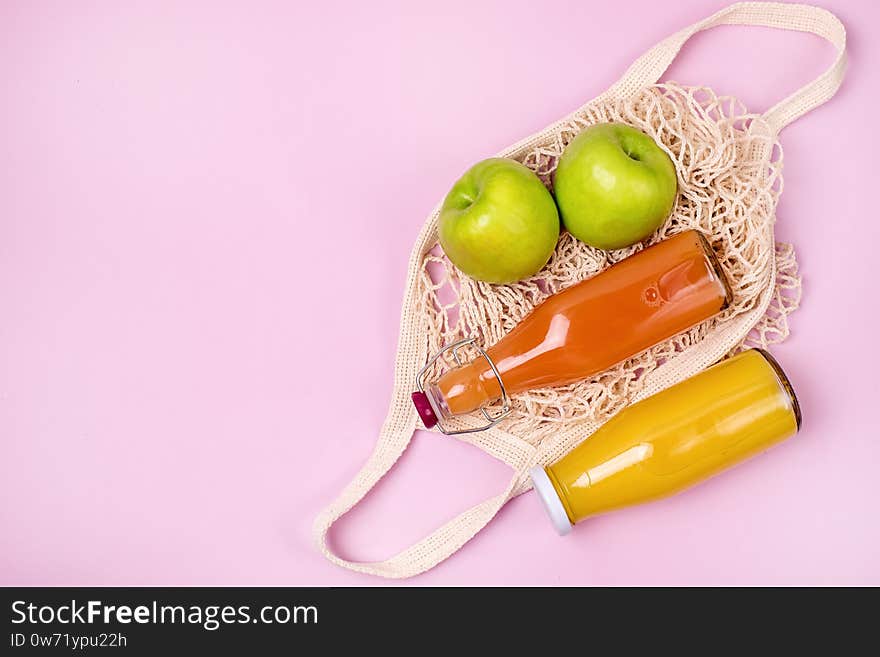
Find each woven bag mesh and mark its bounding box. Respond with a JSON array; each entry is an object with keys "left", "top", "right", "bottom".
[{"left": 414, "top": 83, "right": 800, "bottom": 443}]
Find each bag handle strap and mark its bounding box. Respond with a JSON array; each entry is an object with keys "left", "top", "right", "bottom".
[
  {"left": 312, "top": 406, "right": 538, "bottom": 578},
  {"left": 314, "top": 452, "right": 530, "bottom": 579},
  {"left": 602, "top": 2, "right": 846, "bottom": 133},
  {"left": 313, "top": 216, "right": 539, "bottom": 579}
]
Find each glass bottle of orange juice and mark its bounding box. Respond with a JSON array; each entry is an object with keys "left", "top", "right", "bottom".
[
  {"left": 412, "top": 230, "right": 732, "bottom": 433},
  {"left": 530, "top": 349, "right": 801, "bottom": 534}
]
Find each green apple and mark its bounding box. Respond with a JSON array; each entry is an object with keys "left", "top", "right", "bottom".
[
  {"left": 438, "top": 158, "right": 560, "bottom": 284},
  {"left": 554, "top": 123, "right": 677, "bottom": 250}
]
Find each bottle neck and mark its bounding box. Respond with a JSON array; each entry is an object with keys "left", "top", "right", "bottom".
[{"left": 430, "top": 359, "right": 495, "bottom": 418}]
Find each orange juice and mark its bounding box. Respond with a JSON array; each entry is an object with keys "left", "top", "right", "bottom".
[
  {"left": 530, "top": 349, "right": 801, "bottom": 534},
  {"left": 413, "top": 230, "right": 731, "bottom": 430}
]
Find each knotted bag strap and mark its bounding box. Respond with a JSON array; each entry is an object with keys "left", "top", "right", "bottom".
[{"left": 313, "top": 2, "right": 847, "bottom": 579}]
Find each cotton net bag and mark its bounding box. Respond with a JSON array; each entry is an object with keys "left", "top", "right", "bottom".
[{"left": 315, "top": 2, "right": 847, "bottom": 578}]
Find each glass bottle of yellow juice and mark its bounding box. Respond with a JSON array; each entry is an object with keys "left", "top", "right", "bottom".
[{"left": 530, "top": 349, "right": 801, "bottom": 535}]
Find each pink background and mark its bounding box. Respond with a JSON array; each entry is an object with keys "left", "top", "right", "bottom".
[{"left": 2, "top": 0, "right": 878, "bottom": 586}]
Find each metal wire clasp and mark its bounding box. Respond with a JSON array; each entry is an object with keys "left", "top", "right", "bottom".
[{"left": 415, "top": 337, "right": 511, "bottom": 435}]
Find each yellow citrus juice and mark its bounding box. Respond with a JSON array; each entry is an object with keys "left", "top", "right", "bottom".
[{"left": 531, "top": 349, "right": 801, "bottom": 534}]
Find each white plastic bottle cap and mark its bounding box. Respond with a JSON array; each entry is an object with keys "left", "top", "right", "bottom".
[{"left": 529, "top": 466, "right": 573, "bottom": 536}]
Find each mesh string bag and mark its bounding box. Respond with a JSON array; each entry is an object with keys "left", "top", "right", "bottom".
[{"left": 314, "top": 2, "right": 847, "bottom": 579}]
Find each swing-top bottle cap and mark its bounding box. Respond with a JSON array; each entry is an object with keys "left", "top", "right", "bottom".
[
  {"left": 529, "top": 466, "right": 573, "bottom": 536},
  {"left": 413, "top": 337, "right": 511, "bottom": 435},
  {"left": 411, "top": 391, "right": 438, "bottom": 428}
]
